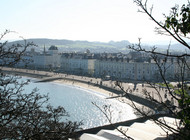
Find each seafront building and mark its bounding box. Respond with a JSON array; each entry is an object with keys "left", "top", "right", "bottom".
[
  {"left": 14, "top": 45, "right": 190, "bottom": 81},
  {"left": 94, "top": 57, "right": 176, "bottom": 81},
  {"left": 17, "top": 45, "right": 61, "bottom": 70},
  {"left": 33, "top": 45, "right": 61, "bottom": 70},
  {"left": 61, "top": 52, "right": 95, "bottom": 76}
]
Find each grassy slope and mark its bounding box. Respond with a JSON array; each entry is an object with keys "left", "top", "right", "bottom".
[{"left": 8, "top": 38, "right": 130, "bottom": 52}]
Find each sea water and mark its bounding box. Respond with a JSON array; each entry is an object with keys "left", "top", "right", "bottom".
[{"left": 21, "top": 77, "right": 136, "bottom": 129}]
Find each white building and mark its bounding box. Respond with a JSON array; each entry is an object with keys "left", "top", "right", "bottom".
[
  {"left": 25, "top": 45, "right": 61, "bottom": 70},
  {"left": 61, "top": 53, "right": 95, "bottom": 76},
  {"left": 16, "top": 49, "right": 189, "bottom": 81},
  {"left": 95, "top": 58, "right": 176, "bottom": 81}
]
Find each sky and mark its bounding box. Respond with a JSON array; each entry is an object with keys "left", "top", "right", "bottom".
[{"left": 0, "top": 0, "right": 187, "bottom": 44}]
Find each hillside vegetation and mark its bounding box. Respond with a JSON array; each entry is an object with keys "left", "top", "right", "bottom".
[
  {"left": 8, "top": 38, "right": 188, "bottom": 53},
  {"left": 8, "top": 38, "right": 130, "bottom": 53}
]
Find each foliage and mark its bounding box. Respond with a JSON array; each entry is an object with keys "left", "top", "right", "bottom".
[
  {"left": 92, "top": 2, "right": 190, "bottom": 139},
  {"left": 165, "top": 3, "right": 190, "bottom": 36},
  {"left": 157, "top": 83, "right": 174, "bottom": 89},
  {"left": 0, "top": 30, "right": 81, "bottom": 139},
  {"left": 125, "top": 0, "right": 190, "bottom": 139}
]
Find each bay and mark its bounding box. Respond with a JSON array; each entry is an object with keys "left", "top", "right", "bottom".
[{"left": 21, "top": 77, "right": 136, "bottom": 129}]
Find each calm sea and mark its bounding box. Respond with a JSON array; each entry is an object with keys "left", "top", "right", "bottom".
[{"left": 21, "top": 77, "right": 136, "bottom": 129}]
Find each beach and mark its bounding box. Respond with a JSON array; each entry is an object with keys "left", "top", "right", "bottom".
[
  {"left": 54, "top": 79, "right": 113, "bottom": 97},
  {"left": 1, "top": 67, "right": 114, "bottom": 96},
  {"left": 1, "top": 67, "right": 141, "bottom": 107},
  {"left": 2, "top": 67, "right": 169, "bottom": 110}
]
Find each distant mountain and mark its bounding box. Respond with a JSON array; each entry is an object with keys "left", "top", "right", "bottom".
[
  {"left": 141, "top": 42, "right": 190, "bottom": 53},
  {"left": 8, "top": 38, "right": 131, "bottom": 53}
]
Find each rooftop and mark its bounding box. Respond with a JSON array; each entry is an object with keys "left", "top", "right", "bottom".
[{"left": 48, "top": 45, "right": 58, "bottom": 50}]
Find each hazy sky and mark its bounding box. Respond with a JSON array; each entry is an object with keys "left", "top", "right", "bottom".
[{"left": 0, "top": 0, "right": 187, "bottom": 44}]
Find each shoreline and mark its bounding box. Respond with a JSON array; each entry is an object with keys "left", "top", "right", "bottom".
[
  {"left": 2, "top": 67, "right": 140, "bottom": 106},
  {"left": 1, "top": 67, "right": 117, "bottom": 97},
  {"left": 54, "top": 79, "right": 115, "bottom": 97},
  {"left": 1, "top": 67, "right": 120, "bottom": 97},
  {"left": 2, "top": 67, "right": 124, "bottom": 96},
  {"left": 1, "top": 67, "right": 153, "bottom": 110}
]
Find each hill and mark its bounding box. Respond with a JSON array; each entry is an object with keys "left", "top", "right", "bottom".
[
  {"left": 8, "top": 38, "right": 189, "bottom": 53},
  {"left": 8, "top": 38, "right": 131, "bottom": 53}
]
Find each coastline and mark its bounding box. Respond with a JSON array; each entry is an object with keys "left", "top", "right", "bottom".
[
  {"left": 1, "top": 67, "right": 116, "bottom": 97},
  {"left": 54, "top": 79, "right": 115, "bottom": 97},
  {"left": 53, "top": 79, "right": 144, "bottom": 108},
  {"left": 1, "top": 67, "right": 149, "bottom": 109}
]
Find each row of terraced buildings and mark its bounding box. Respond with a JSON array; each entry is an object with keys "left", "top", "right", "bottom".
[{"left": 16, "top": 45, "right": 190, "bottom": 82}]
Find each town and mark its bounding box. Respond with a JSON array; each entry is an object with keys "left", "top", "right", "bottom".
[
  {"left": 14, "top": 45, "right": 190, "bottom": 82},
  {"left": 1, "top": 0, "right": 190, "bottom": 139}
]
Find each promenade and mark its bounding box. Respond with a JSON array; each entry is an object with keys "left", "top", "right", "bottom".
[{"left": 1, "top": 67, "right": 176, "bottom": 111}]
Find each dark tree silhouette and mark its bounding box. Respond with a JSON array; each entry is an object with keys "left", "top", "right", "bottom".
[
  {"left": 0, "top": 30, "right": 81, "bottom": 139},
  {"left": 117, "top": 1, "right": 190, "bottom": 139},
  {"left": 95, "top": 1, "right": 190, "bottom": 140}
]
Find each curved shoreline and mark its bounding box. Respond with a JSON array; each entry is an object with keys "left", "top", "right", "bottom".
[
  {"left": 1, "top": 67, "right": 116, "bottom": 97},
  {"left": 1, "top": 67, "right": 157, "bottom": 110}
]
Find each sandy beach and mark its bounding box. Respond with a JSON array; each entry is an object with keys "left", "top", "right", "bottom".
[
  {"left": 3, "top": 67, "right": 170, "bottom": 110},
  {"left": 1, "top": 67, "right": 114, "bottom": 96},
  {"left": 1, "top": 67, "right": 139, "bottom": 107},
  {"left": 54, "top": 79, "right": 113, "bottom": 97}
]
